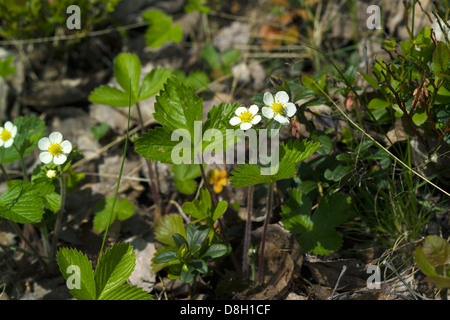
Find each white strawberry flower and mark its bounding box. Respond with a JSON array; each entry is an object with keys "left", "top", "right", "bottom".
[
  {"left": 38, "top": 132, "right": 72, "bottom": 165},
  {"left": 0, "top": 121, "right": 17, "bottom": 148},
  {"left": 229, "top": 105, "right": 262, "bottom": 131},
  {"left": 261, "top": 91, "right": 296, "bottom": 125}
]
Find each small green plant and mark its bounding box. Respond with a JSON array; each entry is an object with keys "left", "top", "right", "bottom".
[
  {"left": 153, "top": 222, "right": 229, "bottom": 284},
  {"left": 281, "top": 188, "right": 351, "bottom": 255},
  {"left": 171, "top": 163, "right": 202, "bottom": 195},
  {"left": 414, "top": 235, "right": 450, "bottom": 292},
  {"left": 89, "top": 52, "right": 172, "bottom": 207},
  {"left": 92, "top": 196, "right": 135, "bottom": 234},
  {"left": 142, "top": 9, "right": 183, "bottom": 48},
  {"left": 0, "top": 116, "right": 83, "bottom": 263},
  {"left": 56, "top": 82, "right": 152, "bottom": 300},
  {"left": 152, "top": 188, "right": 229, "bottom": 285},
  {"left": 201, "top": 44, "right": 241, "bottom": 79}
]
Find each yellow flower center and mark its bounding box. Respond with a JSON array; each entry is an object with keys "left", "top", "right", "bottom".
[
  {"left": 239, "top": 110, "right": 254, "bottom": 123},
  {"left": 0, "top": 129, "right": 11, "bottom": 142},
  {"left": 48, "top": 142, "right": 63, "bottom": 156},
  {"left": 272, "top": 101, "right": 285, "bottom": 114}
]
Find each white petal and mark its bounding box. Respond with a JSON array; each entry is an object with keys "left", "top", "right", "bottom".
[
  {"left": 4, "top": 139, "right": 13, "bottom": 148},
  {"left": 240, "top": 122, "right": 252, "bottom": 131},
  {"left": 10, "top": 126, "right": 17, "bottom": 138},
  {"left": 39, "top": 152, "right": 53, "bottom": 164},
  {"left": 275, "top": 91, "right": 289, "bottom": 104},
  {"left": 274, "top": 114, "right": 289, "bottom": 125},
  {"left": 229, "top": 116, "right": 242, "bottom": 126},
  {"left": 60, "top": 140, "right": 72, "bottom": 154},
  {"left": 251, "top": 115, "right": 261, "bottom": 125},
  {"left": 53, "top": 154, "right": 67, "bottom": 165},
  {"left": 4, "top": 121, "right": 13, "bottom": 131},
  {"left": 0, "top": 127, "right": 3, "bottom": 132},
  {"left": 0, "top": 140, "right": 3, "bottom": 147},
  {"left": 262, "top": 107, "right": 274, "bottom": 119},
  {"left": 234, "top": 107, "right": 247, "bottom": 116},
  {"left": 248, "top": 104, "right": 259, "bottom": 115},
  {"left": 38, "top": 137, "right": 50, "bottom": 151},
  {"left": 49, "top": 132, "right": 63, "bottom": 144},
  {"left": 263, "top": 92, "right": 274, "bottom": 106},
  {"left": 285, "top": 103, "right": 297, "bottom": 117}
]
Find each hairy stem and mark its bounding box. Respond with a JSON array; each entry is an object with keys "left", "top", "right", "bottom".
[
  {"left": 258, "top": 182, "right": 274, "bottom": 283},
  {"left": 51, "top": 172, "right": 66, "bottom": 259},
  {"left": 13, "top": 144, "right": 28, "bottom": 182}
]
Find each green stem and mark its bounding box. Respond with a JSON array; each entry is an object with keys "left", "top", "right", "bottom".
[
  {"left": 51, "top": 171, "right": 66, "bottom": 259},
  {"left": 199, "top": 164, "right": 217, "bottom": 205},
  {"left": 100, "top": 93, "right": 132, "bottom": 254},
  {"left": 257, "top": 182, "right": 274, "bottom": 283},
  {"left": 13, "top": 144, "right": 28, "bottom": 182}
]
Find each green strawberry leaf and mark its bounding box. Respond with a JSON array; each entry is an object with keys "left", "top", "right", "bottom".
[
  {"left": 0, "top": 180, "right": 45, "bottom": 224},
  {"left": 142, "top": 9, "right": 183, "bottom": 48},
  {"left": 57, "top": 248, "right": 97, "bottom": 300},
  {"left": 230, "top": 139, "right": 321, "bottom": 188},
  {"left": 135, "top": 76, "right": 203, "bottom": 163},
  {"left": 94, "top": 243, "right": 136, "bottom": 300}
]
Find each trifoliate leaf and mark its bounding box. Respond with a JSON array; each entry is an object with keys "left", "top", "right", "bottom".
[
  {"left": 0, "top": 180, "right": 44, "bottom": 224},
  {"left": 281, "top": 189, "right": 350, "bottom": 255},
  {"left": 142, "top": 9, "right": 183, "bottom": 48},
  {"left": 93, "top": 197, "right": 135, "bottom": 234},
  {"left": 171, "top": 163, "right": 202, "bottom": 195},
  {"left": 94, "top": 243, "right": 136, "bottom": 300},
  {"left": 230, "top": 139, "right": 321, "bottom": 188},
  {"left": 57, "top": 248, "right": 97, "bottom": 300}
]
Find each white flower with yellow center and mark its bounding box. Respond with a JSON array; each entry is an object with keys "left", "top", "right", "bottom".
[
  {"left": 229, "top": 105, "right": 261, "bottom": 130},
  {"left": 0, "top": 121, "right": 17, "bottom": 148},
  {"left": 38, "top": 132, "right": 72, "bottom": 165},
  {"left": 261, "top": 91, "right": 296, "bottom": 125}
]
